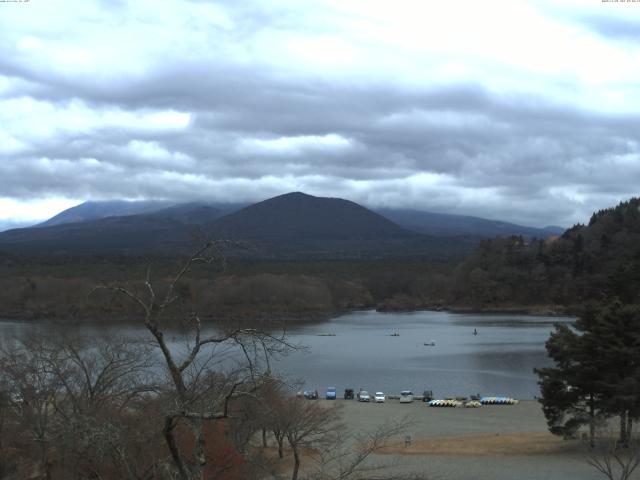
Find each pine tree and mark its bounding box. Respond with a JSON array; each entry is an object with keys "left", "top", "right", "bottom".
[
  {"left": 535, "top": 320, "right": 605, "bottom": 446},
  {"left": 585, "top": 301, "right": 640, "bottom": 445},
  {"left": 536, "top": 300, "right": 640, "bottom": 446}
]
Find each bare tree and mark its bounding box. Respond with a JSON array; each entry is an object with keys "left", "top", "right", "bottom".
[
  {"left": 262, "top": 396, "right": 418, "bottom": 480},
  {"left": 0, "top": 333, "right": 163, "bottom": 480},
  {"left": 278, "top": 398, "right": 339, "bottom": 480},
  {"left": 46, "top": 335, "right": 159, "bottom": 480},
  {"left": 254, "top": 377, "right": 290, "bottom": 459},
  {"left": 307, "top": 417, "right": 412, "bottom": 480},
  {"left": 42, "top": 334, "right": 156, "bottom": 416},
  {"left": 586, "top": 436, "right": 640, "bottom": 480},
  {"left": 0, "top": 386, "right": 16, "bottom": 479},
  {"left": 0, "top": 337, "right": 63, "bottom": 480},
  {"left": 92, "top": 241, "right": 294, "bottom": 480}
]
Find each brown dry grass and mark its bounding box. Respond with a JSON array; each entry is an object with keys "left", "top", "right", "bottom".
[
  {"left": 256, "top": 445, "right": 320, "bottom": 477},
  {"left": 380, "top": 432, "right": 582, "bottom": 457}
]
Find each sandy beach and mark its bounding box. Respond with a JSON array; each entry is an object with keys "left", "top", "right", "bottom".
[{"left": 318, "top": 399, "right": 606, "bottom": 480}]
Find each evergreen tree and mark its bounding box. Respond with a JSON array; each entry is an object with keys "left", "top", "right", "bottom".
[
  {"left": 536, "top": 300, "right": 640, "bottom": 445},
  {"left": 585, "top": 301, "right": 640, "bottom": 445},
  {"left": 535, "top": 320, "right": 605, "bottom": 446}
]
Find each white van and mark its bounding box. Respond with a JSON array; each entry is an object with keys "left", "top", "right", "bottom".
[{"left": 399, "top": 390, "right": 414, "bottom": 403}]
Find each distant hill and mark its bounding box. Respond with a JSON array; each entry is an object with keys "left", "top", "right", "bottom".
[
  {"left": 0, "top": 219, "right": 34, "bottom": 233},
  {"left": 145, "top": 202, "right": 246, "bottom": 225},
  {"left": 2, "top": 192, "right": 564, "bottom": 259},
  {"left": 202, "top": 192, "right": 475, "bottom": 259},
  {"left": 37, "top": 200, "right": 247, "bottom": 228},
  {"left": 375, "top": 208, "right": 563, "bottom": 239},
  {"left": 208, "top": 192, "right": 409, "bottom": 240},
  {"left": 33, "top": 198, "right": 564, "bottom": 240},
  {"left": 0, "top": 214, "right": 195, "bottom": 255},
  {"left": 37, "top": 200, "right": 173, "bottom": 227},
  {"left": 0, "top": 193, "right": 474, "bottom": 259},
  {"left": 0, "top": 202, "right": 245, "bottom": 255}
]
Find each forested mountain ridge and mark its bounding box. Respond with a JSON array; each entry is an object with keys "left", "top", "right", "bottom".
[
  {"left": 375, "top": 208, "right": 563, "bottom": 239},
  {"left": 37, "top": 200, "right": 173, "bottom": 227},
  {"left": 6, "top": 195, "right": 562, "bottom": 240},
  {"left": 447, "top": 197, "right": 640, "bottom": 311},
  {"left": 0, "top": 192, "right": 476, "bottom": 259}
]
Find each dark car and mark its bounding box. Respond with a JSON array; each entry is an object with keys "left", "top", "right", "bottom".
[{"left": 344, "top": 388, "right": 354, "bottom": 400}]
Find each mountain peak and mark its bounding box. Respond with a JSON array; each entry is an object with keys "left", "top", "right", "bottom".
[
  {"left": 267, "top": 192, "right": 322, "bottom": 203},
  {"left": 278, "top": 191, "right": 314, "bottom": 199},
  {"left": 208, "top": 192, "right": 409, "bottom": 241}
]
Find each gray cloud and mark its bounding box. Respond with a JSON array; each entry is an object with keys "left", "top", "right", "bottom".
[
  {"left": 0, "top": 0, "right": 639, "bottom": 228},
  {"left": 575, "top": 14, "right": 640, "bottom": 42}
]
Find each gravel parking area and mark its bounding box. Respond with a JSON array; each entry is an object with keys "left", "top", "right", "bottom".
[{"left": 319, "top": 399, "right": 606, "bottom": 480}]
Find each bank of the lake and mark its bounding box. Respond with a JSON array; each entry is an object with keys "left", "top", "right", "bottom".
[{"left": 325, "top": 399, "right": 601, "bottom": 480}]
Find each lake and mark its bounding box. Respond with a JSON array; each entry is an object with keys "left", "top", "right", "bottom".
[
  {"left": 279, "top": 310, "right": 572, "bottom": 399},
  {"left": 0, "top": 310, "right": 573, "bottom": 399}
]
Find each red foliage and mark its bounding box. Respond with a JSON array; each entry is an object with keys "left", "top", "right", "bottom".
[
  {"left": 172, "top": 418, "right": 246, "bottom": 480},
  {"left": 204, "top": 421, "right": 245, "bottom": 480}
]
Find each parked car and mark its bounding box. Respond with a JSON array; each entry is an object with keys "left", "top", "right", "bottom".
[
  {"left": 357, "top": 390, "right": 371, "bottom": 402},
  {"left": 399, "top": 390, "right": 414, "bottom": 403},
  {"left": 344, "top": 388, "right": 355, "bottom": 400},
  {"left": 374, "top": 392, "right": 385, "bottom": 403},
  {"left": 303, "top": 390, "right": 319, "bottom": 400},
  {"left": 326, "top": 387, "right": 337, "bottom": 400}
]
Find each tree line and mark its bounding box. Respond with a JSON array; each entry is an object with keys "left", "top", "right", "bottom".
[{"left": 448, "top": 198, "right": 640, "bottom": 311}]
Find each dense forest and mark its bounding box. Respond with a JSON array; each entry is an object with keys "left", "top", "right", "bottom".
[
  {"left": 0, "top": 254, "right": 451, "bottom": 323},
  {"left": 1, "top": 198, "right": 639, "bottom": 322},
  {"left": 447, "top": 197, "right": 640, "bottom": 312}
]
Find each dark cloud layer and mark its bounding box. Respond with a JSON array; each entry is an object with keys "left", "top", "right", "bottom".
[{"left": 0, "top": 0, "right": 639, "bottom": 227}]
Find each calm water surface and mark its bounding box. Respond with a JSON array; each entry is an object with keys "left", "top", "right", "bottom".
[
  {"left": 279, "top": 310, "right": 573, "bottom": 399},
  {"left": 0, "top": 310, "right": 573, "bottom": 399}
]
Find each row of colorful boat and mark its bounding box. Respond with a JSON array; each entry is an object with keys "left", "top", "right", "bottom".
[
  {"left": 479, "top": 396, "right": 519, "bottom": 405},
  {"left": 427, "top": 397, "right": 518, "bottom": 407},
  {"left": 428, "top": 399, "right": 482, "bottom": 408},
  {"left": 428, "top": 399, "right": 462, "bottom": 407}
]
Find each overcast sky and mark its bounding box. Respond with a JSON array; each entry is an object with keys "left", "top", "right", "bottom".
[{"left": 1, "top": 0, "right": 639, "bottom": 230}]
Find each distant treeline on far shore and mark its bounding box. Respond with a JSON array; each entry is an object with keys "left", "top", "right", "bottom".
[{"left": 0, "top": 197, "right": 639, "bottom": 323}]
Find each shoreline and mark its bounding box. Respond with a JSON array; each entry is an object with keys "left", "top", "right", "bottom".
[
  {"left": 0, "top": 304, "right": 576, "bottom": 325},
  {"left": 377, "top": 303, "right": 576, "bottom": 317}
]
